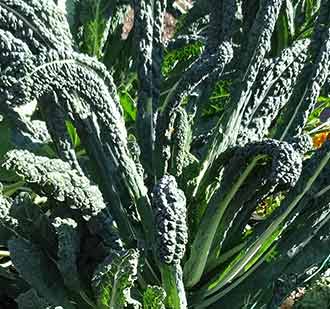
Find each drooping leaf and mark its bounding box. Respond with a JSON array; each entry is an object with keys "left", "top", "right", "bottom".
[
  {"left": 200, "top": 141, "right": 330, "bottom": 303},
  {"left": 16, "top": 289, "right": 56, "bottom": 309},
  {"left": 4, "top": 150, "right": 106, "bottom": 220},
  {"left": 184, "top": 138, "right": 303, "bottom": 288},
  {"left": 8, "top": 238, "right": 74, "bottom": 308},
  {"left": 0, "top": 0, "right": 73, "bottom": 53},
  {"left": 9, "top": 192, "right": 57, "bottom": 257}
]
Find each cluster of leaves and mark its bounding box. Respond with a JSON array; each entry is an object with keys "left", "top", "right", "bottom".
[
  {"left": 294, "top": 271, "right": 330, "bottom": 308},
  {"left": 1, "top": 0, "right": 330, "bottom": 309}
]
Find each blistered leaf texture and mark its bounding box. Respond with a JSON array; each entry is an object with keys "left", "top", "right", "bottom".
[
  {"left": 153, "top": 175, "right": 188, "bottom": 264},
  {"left": 52, "top": 217, "right": 80, "bottom": 291},
  {"left": 0, "top": 0, "right": 73, "bottom": 52},
  {"left": 4, "top": 149, "right": 106, "bottom": 220}
]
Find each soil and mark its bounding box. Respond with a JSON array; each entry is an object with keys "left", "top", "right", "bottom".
[{"left": 122, "top": 0, "right": 193, "bottom": 41}]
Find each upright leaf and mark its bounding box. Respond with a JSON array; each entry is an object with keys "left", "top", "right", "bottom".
[
  {"left": 92, "top": 249, "right": 140, "bottom": 309},
  {"left": 135, "top": 0, "right": 167, "bottom": 173},
  {"left": 52, "top": 217, "right": 80, "bottom": 291},
  {"left": 78, "top": 0, "right": 115, "bottom": 58}
]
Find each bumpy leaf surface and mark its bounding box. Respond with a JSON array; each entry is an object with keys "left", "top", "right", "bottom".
[
  {"left": 153, "top": 175, "right": 188, "bottom": 265},
  {"left": 4, "top": 149, "right": 106, "bottom": 220}
]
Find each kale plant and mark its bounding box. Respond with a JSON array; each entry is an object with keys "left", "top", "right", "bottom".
[{"left": 0, "top": 0, "right": 330, "bottom": 308}]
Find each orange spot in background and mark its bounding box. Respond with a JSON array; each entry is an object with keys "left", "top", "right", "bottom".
[{"left": 313, "top": 132, "right": 330, "bottom": 148}]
